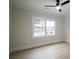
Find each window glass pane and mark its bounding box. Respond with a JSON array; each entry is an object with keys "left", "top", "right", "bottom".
[
  {"left": 33, "top": 17, "right": 45, "bottom": 37},
  {"left": 46, "top": 21, "right": 55, "bottom": 36}
]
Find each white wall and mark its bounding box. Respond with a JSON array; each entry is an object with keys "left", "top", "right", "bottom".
[
  {"left": 10, "top": 6, "right": 65, "bottom": 52},
  {"left": 64, "top": 15, "right": 70, "bottom": 43}
]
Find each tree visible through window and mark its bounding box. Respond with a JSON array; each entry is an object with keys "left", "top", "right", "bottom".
[{"left": 33, "top": 17, "right": 55, "bottom": 37}]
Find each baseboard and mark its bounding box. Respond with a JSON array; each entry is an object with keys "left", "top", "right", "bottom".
[
  {"left": 64, "top": 40, "right": 70, "bottom": 44},
  {"left": 10, "top": 40, "right": 67, "bottom": 54}
]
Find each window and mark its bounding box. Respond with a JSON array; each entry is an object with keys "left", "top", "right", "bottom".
[
  {"left": 33, "top": 17, "right": 55, "bottom": 37},
  {"left": 33, "top": 17, "right": 45, "bottom": 37},
  {"left": 46, "top": 21, "right": 55, "bottom": 36}
]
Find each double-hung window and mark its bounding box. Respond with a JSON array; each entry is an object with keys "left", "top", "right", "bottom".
[{"left": 33, "top": 17, "right": 55, "bottom": 37}]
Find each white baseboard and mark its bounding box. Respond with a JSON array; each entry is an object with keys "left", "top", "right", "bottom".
[{"left": 10, "top": 39, "right": 65, "bottom": 53}]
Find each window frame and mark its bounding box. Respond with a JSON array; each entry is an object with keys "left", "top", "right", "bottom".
[
  {"left": 46, "top": 20, "right": 55, "bottom": 36},
  {"left": 32, "top": 17, "right": 55, "bottom": 38}
]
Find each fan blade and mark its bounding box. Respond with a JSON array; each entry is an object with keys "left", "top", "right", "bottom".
[
  {"left": 59, "top": 9, "right": 62, "bottom": 12},
  {"left": 45, "top": 5, "right": 56, "bottom": 7},
  {"left": 56, "top": 0, "right": 60, "bottom": 6},
  {"left": 61, "top": 0, "right": 70, "bottom": 6}
]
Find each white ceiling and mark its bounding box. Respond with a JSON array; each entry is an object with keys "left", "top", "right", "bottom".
[{"left": 12, "top": 0, "right": 70, "bottom": 16}]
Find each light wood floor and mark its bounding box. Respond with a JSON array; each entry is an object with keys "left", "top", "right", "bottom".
[{"left": 10, "top": 42, "right": 70, "bottom": 59}]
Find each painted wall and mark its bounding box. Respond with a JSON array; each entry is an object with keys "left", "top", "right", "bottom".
[
  {"left": 64, "top": 15, "right": 70, "bottom": 43},
  {"left": 10, "top": 6, "right": 64, "bottom": 52}
]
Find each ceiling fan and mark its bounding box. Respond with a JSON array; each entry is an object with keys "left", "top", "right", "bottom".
[{"left": 45, "top": 0, "right": 70, "bottom": 12}]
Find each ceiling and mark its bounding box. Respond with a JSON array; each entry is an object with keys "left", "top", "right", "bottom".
[{"left": 12, "top": 0, "right": 70, "bottom": 16}]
